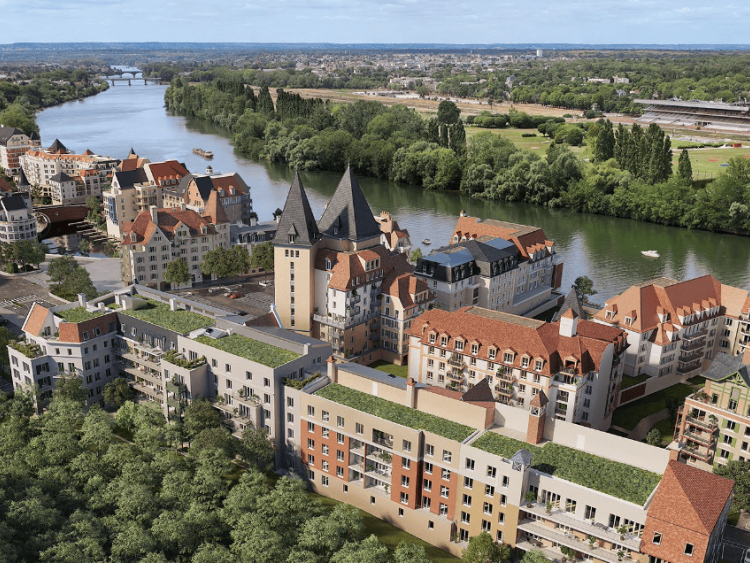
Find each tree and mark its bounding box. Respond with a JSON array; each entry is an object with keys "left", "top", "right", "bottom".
[
  {"left": 256, "top": 85, "right": 275, "bottom": 116},
  {"left": 715, "top": 460, "right": 750, "bottom": 512},
  {"left": 593, "top": 120, "right": 615, "bottom": 162},
  {"left": 48, "top": 256, "right": 97, "bottom": 300},
  {"left": 249, "top": 241, "right": 274, "bottom": 281},
  {"left": 573, "top": 276, "right": 597, "bottom": 302},
  {"left": 11, "top": 240, "right": 48, "bottom": 270},
  {"left": 437, "top": 100, "right": 461, "bottom": 125},
  {"left": 78, "top": 238, "right": 91, "bottom": 256},
  {"left": 201, "top": 246, "right": 251, "bottom": 280},
  {"left": 410, "top": 248, "right": 422, "bottom": 263},
  {"left": 53, "top": 370, "right": 87, "bottom": 405},
  {"left": 329, "top": 534, "right": 390, "bottom": 563},
  {"left": 0, "top": 326, "right": 13, "bottom": 376},
  {"left": 183, "top": 398, "right": 221, "bottom": 442},
  {"left": 678, "top": 148, "right": 693, "bottom": 184},
  {"left": 462, "top": 532, "right": 512, "bottom": 563},
  {"left": 394, "top": 542, "right": 432, "bottom": 563},
  {"left": 522, "top": 549, "right": 551, "bottom": 563},
  {"left": 103, "top": 378, "right": 133, "bottom": 409},
  {"left": 646, "top": 428, "right": 662, "bottom": 446},
  {"left": 85, "top": 196, "right": 104, "bottom": 228},
  {"left": 239, "top": 424, "right": 275, "bottom": 469},
  {"left": 164, "top": 258, "right": 190, "bottom": 288}
]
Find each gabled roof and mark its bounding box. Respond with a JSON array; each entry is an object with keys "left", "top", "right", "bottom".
[
  {"left": 0, "top": 125, "right": 23, "bottom": 145},
  {"left": 203, "top": 190, "right": 229, "bottom": 224},
  {"left": 318, "top": 166, "right": 381, "bottom": 242},
  {"left": 23, "top": 303, "right": 52, "bottom": 337},
  {"left": 0, "top": 177, "right": 12, "bottom": 193},
  {"left": 121, "top": 208, "right": 217, "bottom": 245},
  {"left": 553, "top": 287, "right": 586, "bottom": 322},
  {"left": 49, "top": 172, "right": 73, "bottom": 183},
  {"left": 0, "top": 193, "right": 29, "bottom": 212},
  {"left": 113, "top": 168, "right": 149, "bottom": 189},
  {"left": 462, "top": 378, "right": 495, "bottom": 403},
  {"left": 275, "top": 171, "right": 319, "bottom": 247},
  {"left": 646, "top": 460, "right": 733, "bottom": 535},
  {"left": 451, "top": 216, "right": 554, "bottom": 260},
  {"left": 47, "top": 139, "right": 68, "bottom": 154},
  {"left": 702, "top": 351, "right": 750, "bottom": 386}
]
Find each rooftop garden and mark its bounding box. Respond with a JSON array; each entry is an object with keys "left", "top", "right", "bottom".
[
  {"left": 120, "top": 299, "right": 214, "bottom": 334},
  {"left": 316, "top": 383, "right": 475, "bottom": 442},
  {"left": 195, "top": 334, "right": 300, "bottom": 368},
  {"left": 163, "top": 350, "right": 206, "bottom": 370},
  {"left": 285, "top": 372, "right": 324, "bottom": 390},
  {"left": 56, "top": 307, "right": 106, "bottom": 323},
  {"left": 472, "top": 431, "right": 661, "bottom": 505},
  {"left": 9, "top": 340, "right": 44, "bottom": 359}
]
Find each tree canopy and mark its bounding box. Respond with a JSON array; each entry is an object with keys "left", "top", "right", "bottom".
[{"left": 47, "top": 255, "right": 97, "bottom": 301}]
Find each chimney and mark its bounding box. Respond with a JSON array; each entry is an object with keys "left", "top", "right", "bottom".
[
  {"left": 97, "top": 302, "right": 106, "bottom": 311},
  {"left": 169, "top": 298, "right": 177, "bottom": 311},
  {"left": 275, "top": 214, "right": 281, "bottom": 225},
  {"left": 149, "top": 205, "right": 158, "bottom": 224},
  {"left": 526, "top": 391, "right": 548, "bottom": 446},
  {"left": 558, "top": 309, "right": 579, "bottom": 337},
  {"left": 77, "top": 293, "right": 87, "bottom": 307},
  {"left": 327, "top": 356, "right": 337, "bottom": 383},
  {"left": 206, "top": 165, "right": 213, "bottom": 175},
  {"left": 460, "top": 209, "right": 467, "bottom": 217},
  {"left": 406, "top": 377, "right": 417, "bottom": 408}
]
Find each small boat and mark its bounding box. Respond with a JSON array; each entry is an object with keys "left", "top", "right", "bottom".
[
  {"left": 193, "top": 148, "right": 214, "bottom": 159},
  {"left": 641, "top": 250, "right": 660, "bottom": 258},
  {"left": 422, "top": 239, "right": 431, "bottom": 245}
]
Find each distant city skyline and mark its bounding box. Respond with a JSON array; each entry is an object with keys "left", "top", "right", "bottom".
[{"left": 2, "top": 0, "right": 749, "bottom": 45}]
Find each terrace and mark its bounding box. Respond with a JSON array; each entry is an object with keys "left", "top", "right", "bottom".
[
  {"left": 194, "top": 334, "right": 300, "bottom": 368},
  {"left": 55, "top": 307, "right": 107, "bottom": 323},
  {"left": 471, "top": 431, "right": 661, "bottom": 505},
  {"left": 120, "top": 299, "right": 214, "bottom": 334},
  {"left": 315, "top": 383, "right": 475, "bottom": 442}
]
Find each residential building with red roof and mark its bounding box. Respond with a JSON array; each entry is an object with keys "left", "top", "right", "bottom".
[
  {"left": 119, "top": 203, "right": 229, "bottom": 289},
  {"left": 447, "top": 212, "right": 564, "bottom": 317},
  {"left": 169, "top": 171, "right": 254, "bottom": 225},
  {"left": 406, "top": 305, "right": 627, "bottom": 430},
  {"left": 273, "top": 168, "right": 435, "bottom": 364},
  {"left": 593, "top": 276, "right": 750, "bottom": 398},
  {"left": 375, "top": 211, "right": 412, "bottom": 255}
]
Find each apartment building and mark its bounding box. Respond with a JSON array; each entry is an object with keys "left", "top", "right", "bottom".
[
  {"left": 8, "top": 286, "right": 331, "bottom": 467},
  {"left": 415, "top": 237, "right": 519, "bottom": 312},
  {"left": 119, "top": 202, "right": 229, "bottom": 289},
  {"left": 593, "top": 276, "right": 750, "bottom": 397},
  {"left": 274, "top": 168, "right": 435, "bottom": 365},
  {"left": 104, "top": 159, "right": 190, "bottom": 238},
  {"left": 0, "top": 192, "right": 37, "bottom": 244},
  {"left": 0, "top": 125, "right": 37, "bottom": 176},
  {"left": 288, "top": 360, "right": 732, "bottom": 561},
  {"left": 449, "top": 215, "right": 564, "bottom": 317},
  {"left": 675, "top": 350, "right": 750, "bottom": 467},
  {"left": 165, "top": 172, "right": 254, "bottom": 225},
  {"left": 230, "top": 216, "right": 278, "bottom": 252},
  {"left": 19, "top": 140, "right": 118, "bottom": 198},
  {"left": 406, "top": 306, "right": 627, "bottom": 430}
]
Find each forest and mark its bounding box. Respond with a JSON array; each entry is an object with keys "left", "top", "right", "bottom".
[
  {"left": 164, "top": 75, "right": 750, "bottom": 235},
  {"left": 0, "top": 68, "right": 109, "bottom": 135},
  {"left": 0, "top": 380, "right": 444, "bottom": 563}
]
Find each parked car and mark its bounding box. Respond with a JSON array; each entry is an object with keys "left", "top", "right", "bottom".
[{"left": 228, "top": 292, "right": 242, "bottom": 299}]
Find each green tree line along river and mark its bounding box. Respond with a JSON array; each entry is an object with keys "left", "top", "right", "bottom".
[{"left": 164, "top": 76, "right": 750, "bottom": 235}]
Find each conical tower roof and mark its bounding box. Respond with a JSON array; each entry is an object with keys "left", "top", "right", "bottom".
[
  {"left": 275, "top": 171, "right": 319, "bottom": 247},
  {"left": 47, "top": 139, "right": 68, "bottom": 154},
  {"left": 553, "top": 286, "right": 586, "bottom": 322},
  {"left": 318, "top": 166, "right": 380, "bottom": 242},
  {"left": 17, "top": 168, "right": 30, "bottom": 187}
]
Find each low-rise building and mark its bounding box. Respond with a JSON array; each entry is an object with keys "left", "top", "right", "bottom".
[
  {"left": 448, "top": 214, "right": 564, "bottom": 317},
  {"left": 288, "top": 360, "right": 732, "bottom": 560},
  {"left": 675, "top": 350, "right": 750, "bottom": 467},
  {"left": 0, "top": 125, "right": 36, "bottom": 176},
  {"left": 406, "top": 306, "right": 627, "bottom": 430},
  {"left": 593, "top": 276, "right": 750, "bottom": 398},
  {"left": 119, "top": 203, "right": 229, "bottom": 289},
  {"left": 0, "top": 192, "right": 37, "bottom": 244}
]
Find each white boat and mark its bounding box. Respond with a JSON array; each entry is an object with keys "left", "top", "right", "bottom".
[
  {"left": 641, "top": 250, "right": 660, "bottom": 258},
  {"left": 422, "top": 239, "right": 431, "bottom": 245}
]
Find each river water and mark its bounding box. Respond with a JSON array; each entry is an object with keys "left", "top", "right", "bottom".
[{"left": 36, "top": 79, "right": 750, "bottom": 300}]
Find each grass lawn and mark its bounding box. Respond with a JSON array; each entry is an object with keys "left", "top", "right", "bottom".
[
  {"left": 611, "top": 383, "right": 694, "bottom": 431},
  {"left": 688, "top": 375, "right": 706, "bottom": 387},
  {"left": 368, "top": 360, "right": 409, "bottom": 379},
  {"left": 621, "top": 374, "right": 649, "bottom": 389},
  {"left": 681, "top": 146, "right": 750, "bottom": 178},
  {"left": 649, "top": 417, "right": 677, "bottom": 445},
  {"left": 312, "top": 493, "right": 459, "bottom": 562},
  {"left": 465, "top": 126, "right": 591, "bottom": 158}
]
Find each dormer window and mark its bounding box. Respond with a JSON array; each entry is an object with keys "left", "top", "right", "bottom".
[
  {"left": 503, "top": 352, "right": 514, "bottom": 364},
  {"left": 535, "top": 360, "right": 543, "bottom": 371},
  {"left": 429, "top": 333, "right": 436, "bottom": 344},
  {"left": 455, "top": 340, "right": 464, "bottom": 351},
  {"left": 130, "top": 232, "right": 137, "bottom": 242},
  {"left": 470, "top": 344, "right": 479, "bottom": 355},
  {"left": 441, "top": 336, "right": 448, "bottom": 347},
  {"left": 289, "top": 234, "right": 296, "bottom": 243},
  {"left": 521, "top": 356, "right": 530, "bottom": 368},
  {"left": 488, "top": 348, "right": 497, "bottom": 360},
  {"left": 325, "top": 258, "right": 332, "bottom": 270}
]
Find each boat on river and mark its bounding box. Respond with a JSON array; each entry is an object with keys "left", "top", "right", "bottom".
[
  {"left": 193, "top": 148, "right": 213, "bottom": 158},
  {"left": 422, "top": 239, "right": 431, "bottom": 245},
  {"left": 641, "top": 250, "right": 660, "bottom": 258}
]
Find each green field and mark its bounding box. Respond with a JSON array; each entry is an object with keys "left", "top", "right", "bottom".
[
  {"left": 465, "top": 125, "right": 590, "bottom": 158},
  {"left": 369, "top": 360, "right": 410, "bottom": 379},
  {"left": 679, "top": 147, "right": 750, "bottom": 178},
  {"left": 647, "top": 418, "right": 677, "bottom": 445}
]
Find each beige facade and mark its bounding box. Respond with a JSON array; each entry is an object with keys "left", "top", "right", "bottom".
[{"left": 20, "top": 146, "right": 117, "bottom": 198}]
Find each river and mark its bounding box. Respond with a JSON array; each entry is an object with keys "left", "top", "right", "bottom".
[{"left": 36, "top": 77, "right": 750, "bottom": 300}]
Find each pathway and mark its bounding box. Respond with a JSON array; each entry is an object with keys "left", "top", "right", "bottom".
[{"left": 627, "top": 409, "right": 669, "bottom": 442}]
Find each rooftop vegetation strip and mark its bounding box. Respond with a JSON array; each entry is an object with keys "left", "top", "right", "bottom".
[
  {"left": 55, "top": 307, "right": 106, "bottom": 323},
  {"left": 9, "top": 340, "right": 43, "bottom": 359},
  {"left": 316, "top": 383, "right": 475, "bottom": 442},
  {"left": 119, "top": 299, "right": 214, "bottom": 334},
  {"left": 194, "top": 334, "right": 300, "bottom": 368},
  {"left": 472, "top": 432, "right": 661, "bottom": 505}
]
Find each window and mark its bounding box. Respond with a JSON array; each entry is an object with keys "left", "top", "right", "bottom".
[
  {"left": 370, "top": 496, "right": 375, "bottom": 505},
  {"left": 403, "top": 439, "right": 412, "bottom": 452},
  {"left": 287, "top": 397, "right": 294, "bottom": 407},
  {"left": 500, "top": 494, "right": 507, "bottom": 506},
  {"left": 246, "top": 371, "right": 253, "bottom": 380},
  {"left": 307, "top": 438, "right": 315, "bottom": 450},
  {"left": 337, "top": 450, "right": 344, "bottom": 462},
  {"left": 461, "top": 511, "right": 470, "bottom": 524},
  {"left": 465, "top": 458, "right": 475, "bottom": 471},
  {"left": 485, "top": 484, "right": 495, "bottom": 497},
  {"left": 501, "top": 476, "right": 509, "bottom": 487},
  {"left": 355, "top": 423, "right": 364, "bottom": 435},
  {"left": 336, "top": 466, "right": 344, "bottom": 478},
  {"left": 440, "top": 486, "right": 449, "bottom": 498},
  {"left": 322, "top": 444, "right": 329, "bottom": 456},
  {"left": 321, "top": 475, "right": 329, "bottom": 487},
  {"left": 423, "top": 479, "right": 432, "bottom": 491},
  {"left": 464, "top": 477, "right": 473, "bottom": 489},
  {"left": 585, "top": 505, "right": 596, "bottom": 520},
  {"left": 402, "top": 458, "right": 411, "bottom": 469},
  {"left": 652, "top": 533, "right": 662, "bottom": 545},
  {"left": 307, "top": 421, "right": 315, "bottom": 433},
  {"left": 428, "top": 520, "right": 434, "bottom": 530},
  {"left": 322, "top": 410, "right": 330, "bottom": 422},
  {"left": 425, "top": 444, "right": 434, "bottom": 457},
  {"left": 442, "top": 450, "right": 452, "bottom": 462},
  {"left": 685, "top": 544, "right": 694, "bottom": 556},
  {"left": 337, "top": 432, "right": 345, "bottom": 444},
  {"left": 487, "top": 466, "right": 497, "bottom": 478},
  {"left": 442, "top": 468, "right": 451, "bottom": 480},
  {"left": 483, "top": 502, "right": 493, "bottom": 515},
  {"left": 322, "top": 460, "right": 329, "bottom": 471},
  {"left": 337, "top": 416, "right": 345, "bottom": 427},
  {"left": 308, "top": 455, "right": 315, "bottom": 466},
  {"left": 307, "top": 405, "right": 315, "bottom": 416},
  {"left": 566, "top": 499, "right": 577, "bottom": 513},
  {"left": 439, "top": 503, "right": 448, "bottom": 516},
  {"left": 727, "top": 420, "right": 737, "bottom": 431},
  {"left": 425, "top": 462, "right": 433, "bottom": 474},
  {"left": 401, "top": 476, "right": 410, "bottom": 487}
]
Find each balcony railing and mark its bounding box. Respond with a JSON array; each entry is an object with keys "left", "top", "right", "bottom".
[{"left": 682, "top": 329, "right": 707, "bottom": 342}]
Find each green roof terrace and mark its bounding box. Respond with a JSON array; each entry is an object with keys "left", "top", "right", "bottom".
[
  {"left": 56, "top": 307, "right": 107, "bottom": 323},
  {"left": 316, "top": 383, "right": 475, "bottom": 442},
  {"left": 120, "top": 299, "right": 214, "bottom": 335},
  {"left": 471, "top": 431, "right": 661, "bottom": 505},
  {"left": 194, "top": 334, "right": 300, "bottom": 369}
]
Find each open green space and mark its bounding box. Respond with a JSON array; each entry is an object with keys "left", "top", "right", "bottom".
[
  {"left": 621, "top": 374, "right": 649, "bottom": 389},
  {"left": 648, "top": 417, "right": 677, "bottom": 446},
  {"left": 312, "top": 493, "right": 459, "bottom": 562},
  {"left": 683, "top": 147, "right": 750, "bottom": 177},
  {"left": 195, "top": 333, "right": 300, "bottom": 368},
  {"left": 120, "top": 298, "right": 214, "bottom": 334},
  {"left": 316, "top": 383, "right": 475, "bottom": 442},
  {"left": 55, "top": 306, "right": 107, "bottom": 323},
  {"left": 688, "top": 375, "right": 706, "bottom": 387},
  {"left": 473, "top": 431, "right": 660, "bottom": 505},
  {"left": 611, "top": 383, "right": 694, "bottom": 431},
  {"left": 368, "top": 360, "right": 409, "bottom": 379}
]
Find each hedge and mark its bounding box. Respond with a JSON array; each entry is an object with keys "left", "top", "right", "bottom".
[{"left": 316, "top": 383, "right": 475, "bottom": 442}]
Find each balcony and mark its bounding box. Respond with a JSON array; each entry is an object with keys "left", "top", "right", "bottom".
[
  {"left": 682, "top": 329, "right": 707, "bottom": 342},
  {"left": 679, "top": 350, "right": 703, "bottom": 364},
  {"left": 447, "top": 369, "right": 464, "bottom": 382},
  {"left": 447, "top": 353, "right": 464, "bottom": 368},
  {"left": 685, "top": 414, "right": 717, "bottom": 432},
  {"left": 681, "top": 339, "right": 705, "bottom": 352},
  {"left": 496, "top": 367, "right": 513, "bottom": 381},
  {"left": 683, "top": 429, "right": 715, "bottom": 446},
  {"left": 683, "top": 443, "right": 711, "bottom": 461},
  {"left": 495, "top": 384, "right": 513, "bottom": 397},
  {"left": 677, "top": 363, "right": 702, "bottom": 375},
  {"left": 517, "top": 520, "right": 636, "bottom": 563},
  {"left": 313, "top": 314, "right": 345, "bottom": 330},
  {"left": 372, "top": 432, "right": 393, "bottom": 449}
]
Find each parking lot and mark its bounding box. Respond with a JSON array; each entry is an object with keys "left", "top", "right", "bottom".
[
  {"left": 173, "top": 277, "right": 275, "bottom": 320},
  {"left": 0, "top": 274, "right": 67, "bottom": 335}
]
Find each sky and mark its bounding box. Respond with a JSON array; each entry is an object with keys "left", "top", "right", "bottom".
[{"left": 2, "top": 0, "right": 749, "bottom": 45}]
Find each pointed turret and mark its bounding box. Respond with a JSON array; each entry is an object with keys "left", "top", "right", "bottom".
[
  {"left": 47, "top": 139, "right": 68, "bottom": 154},
  {"left": 275, "top": 171, "right": 319, "bottom": 247},
  {"left": 17, "top": 168, "right": 30, "bottom": 189},
  {"left": 318, "top": 166, "right": 380, "bottom": 243}
]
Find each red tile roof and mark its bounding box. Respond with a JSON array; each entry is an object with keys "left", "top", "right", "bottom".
[
  {"left": 23, "top": 303, "right": 51, "bottom": 337},
  {"left": 58, "top": 313, "right": 117, "bottom": 344},
  {"left": 120, "top": 208, "right": 218, "bottom": 245},
  {"left": 146, "top": 160, "right": 189, "bottom": 184},
  {"left": 451, "top": 216, "right": 554, "bottom": 259}
]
